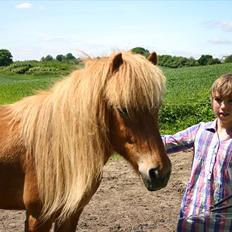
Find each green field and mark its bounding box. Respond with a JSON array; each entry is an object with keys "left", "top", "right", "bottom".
[
  {"left": 0, "top": 62, "right": 232, "bottom": 133},
  {"left": 0, "top": 73, "right": 60, "bottom": 104},
  {"left": 159, "top": 63, "right": 232, "bottom": 133},
  {"left": 163, "top": 63, "right": 232, "bottom": 105},
  {"left": 0, "top": 60, "right": 79, "bottom": 104}
]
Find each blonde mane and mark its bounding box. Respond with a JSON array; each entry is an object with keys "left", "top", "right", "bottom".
[{"left": 8, "top": 52, "right": 166, "bottom": 220}]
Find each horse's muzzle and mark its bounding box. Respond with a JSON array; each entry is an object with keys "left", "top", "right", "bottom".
[{"left": 140, "top": 168, "right": 171, "bottom": 191}]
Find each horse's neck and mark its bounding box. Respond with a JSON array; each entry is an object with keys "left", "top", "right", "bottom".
[{"left": 0, "top": 105, "right": 25, "bottom": 162}]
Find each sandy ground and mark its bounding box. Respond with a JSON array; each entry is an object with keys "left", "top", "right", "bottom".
[{"left": 0, "top": 150, "right": 193, "bottom": 232}]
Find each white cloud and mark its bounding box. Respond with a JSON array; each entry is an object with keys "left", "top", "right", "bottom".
[
  {"left": 215, "top": 21, "right": 232, "bottom": 32},
  {"left": 208, "top": 38, "right": 232, "bottom": 44},
  {"left": 16, "top": 2, "right": 32, "bottom": 9},
  {"left": 204, "top": 20, "right": 232, "bottom": 32}
]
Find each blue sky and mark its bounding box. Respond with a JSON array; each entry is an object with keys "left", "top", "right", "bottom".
[{"left": 0, "top": 0, "right": 232, "bottom": 61}]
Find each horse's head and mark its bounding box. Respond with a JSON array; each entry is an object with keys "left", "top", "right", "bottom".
[
  {"left": 106, "top": 52, "right": 171, "bottom": 191},
  {"left": 109, "top": 108, "right": 171, "bottom": 191}
]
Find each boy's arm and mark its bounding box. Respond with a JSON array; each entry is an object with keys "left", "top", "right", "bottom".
[{"left": 162, "top": 123, "right": 200, "bottom": 154}]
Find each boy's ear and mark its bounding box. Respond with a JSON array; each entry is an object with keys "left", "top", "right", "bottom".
[{"left": 147, "top": 52, "right": 158, "bottom": 65}]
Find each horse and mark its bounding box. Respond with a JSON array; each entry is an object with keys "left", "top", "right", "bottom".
[{"left": 0, "top": 51, "right": 171, "bottom": 231}]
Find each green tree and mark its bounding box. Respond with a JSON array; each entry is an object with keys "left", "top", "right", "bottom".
[
  {"left": 224, "top": 55, "right": 232, "bottom": 63},
  {"left": 65, "top": 53, "right": 76, "bottom": 60},
  {"left": 198, "top": 55, "right": 214, "bottom": 65},
  {"left": 0, "top": 49, "right": 13, "bottom": 66},
  {"left": 41, "top": 55, "right": 53, "bottom": 61},
  {"left": 56, "top": 54, "right": 65, "bottom": 62},
  {"left": 211, "top": 58, "right": 221, "bottom": 65},
  {"left": 186, "top": 57, "right": 199, "bottom": 67},
  {"left": 158, "top": 55, "right": 173, "bottom": 67},
  {"left": 131, "top": 47, "right": 150, "bottom": 57}
]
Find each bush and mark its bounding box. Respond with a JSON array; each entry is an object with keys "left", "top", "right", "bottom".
[
  {"left": 3, "top": 60, "right": 77, "bottom": 75},
  {"left": 4, "top": 62, "right": 33, "bottom": 74},
  {"left": 224, "top": 55, "right": 232, "bottom": 63},
  {"left": 40, "top": 60, "right": 77, "bottom": 71},
  {"left": 158, "top": 55, "right": 199, "bottom": 68},
  {"left": 159, "top": 102, "right": 214, "bottom": 134},
  {"left": 26, "top": 66, "right": 59, "bottom": 75}
]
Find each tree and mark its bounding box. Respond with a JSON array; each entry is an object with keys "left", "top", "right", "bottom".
[
  {"left": 224, "top": 55, "right": 232, "bottom": 63},
  {"left": 211, "top": 58, "right": 221, "bottom": 65},
  {"left": 65, "top": 53, "right": 76, "bottom": 60},
  {"left": 131, "top": 47, "right": 150, "bottom": 57},
  {"left": 56, "top": 54, "right": 65, "bottom": 62},
  {"left": 198, "top": 55, "right": 214, "bottom": 65},
  {"left": 0, "top": 49, "right": 13, "bottom": 66},
  {"left": 41, "top": 55, "right": 53, "bottom": 61},
  {"left": 186, "top": 57, "right": 199, "bottom": 67}
]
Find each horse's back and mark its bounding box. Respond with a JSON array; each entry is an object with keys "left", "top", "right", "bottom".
[{"left": 0, "top": 105, "right": 25, "bottom": 209}]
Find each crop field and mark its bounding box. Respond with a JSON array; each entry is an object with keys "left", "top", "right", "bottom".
[
  {"left": 160, "top": 63, "right": 232, "bottom": 133},
  {"left": 163, "top": 63, "right": 232, "bottom": 104},
  {"left": 0, "top": 74, "right": 59, "bottom": 104},
  {"left": 0, "top": 62, "right": 232, "bottom": 133}
]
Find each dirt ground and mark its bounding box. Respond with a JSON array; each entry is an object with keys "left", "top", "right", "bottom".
[{"left": 0, "top": 150, "right": 193, "bottom": 232}]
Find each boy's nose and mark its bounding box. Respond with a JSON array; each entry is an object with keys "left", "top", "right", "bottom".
[
  {"left": 221, "top": 101, "right": 226, "bottom": 107},
  {"left": 220, "top": 101, "right": 229, "bottom": 109}
]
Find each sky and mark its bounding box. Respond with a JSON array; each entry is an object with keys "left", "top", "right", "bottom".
[{"left": 0, "top": 0, "right": 232, "bottom": 61}]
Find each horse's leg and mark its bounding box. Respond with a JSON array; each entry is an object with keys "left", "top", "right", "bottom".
[
  {"left": 54, "top": 209, "right": 83, "bottom": 232},
  {"left": 23, "top": 166, "right": 53, "bottom": 232},
  {"left": 25, "top": 211, "right": 53, "bottom": 232}
]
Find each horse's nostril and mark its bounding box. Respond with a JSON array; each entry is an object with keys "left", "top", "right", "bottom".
[{"left": 149, "top": 167, "right": 160, "bottom": 179}]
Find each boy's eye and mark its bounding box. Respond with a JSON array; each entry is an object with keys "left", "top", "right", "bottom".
[{"left": 214, "top": 97, "right": 222, "bottom": 103}]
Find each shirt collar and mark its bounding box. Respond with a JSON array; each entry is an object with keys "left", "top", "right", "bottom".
[{"left": 205, "top": 119, "right": 217, "bottom": 133}]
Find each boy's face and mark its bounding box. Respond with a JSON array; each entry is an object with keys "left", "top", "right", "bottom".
[{"left": 212, "top": 92, "right": 232, "bottom": 126}]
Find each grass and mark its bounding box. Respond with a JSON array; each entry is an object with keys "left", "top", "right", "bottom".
[
  {"left": 0, "top": 60, "right": 82, "bottom": 104},
  {"left": 0, "top": 73, "right": 61, "bottom": 104},
  {"left": 162, "top": 63, "right": 232, "bottom": 105},
  {"left": 1, "top": 62, "right": 232, "bottom": 133},
  {"left": 158, "top": 63, "right": 232, "bottom": 133}
]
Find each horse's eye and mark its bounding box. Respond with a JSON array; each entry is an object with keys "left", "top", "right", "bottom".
[{"left": 118, "top": 107, "right": 128, "bottom": 117}]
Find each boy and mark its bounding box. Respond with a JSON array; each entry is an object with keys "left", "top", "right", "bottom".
[{"left": 162, "top": 74, "right": 232, "bottom": 231}]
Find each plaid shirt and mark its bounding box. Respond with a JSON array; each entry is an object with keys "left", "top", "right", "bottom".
[{"left": 162, "top": 120, "right": 232, "bottom": 231}]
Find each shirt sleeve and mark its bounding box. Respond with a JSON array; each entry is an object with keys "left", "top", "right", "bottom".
[{"left": 162, "top": 123, "right": 201, "bottom": 154}]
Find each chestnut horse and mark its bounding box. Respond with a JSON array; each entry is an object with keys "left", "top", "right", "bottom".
[{"left": 0, "top": 52, "right": 171, "bottom": 231}]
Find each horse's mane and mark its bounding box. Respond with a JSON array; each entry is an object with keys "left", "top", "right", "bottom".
[{"left": 7, "top": 52, "right": 166, "bottom": 220}]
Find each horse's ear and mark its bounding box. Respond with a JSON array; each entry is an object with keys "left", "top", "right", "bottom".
[
  {"left": 147, "top": 52, "right": 158, "bottom": 65},
  {"left": 110, "top": 53, "right": 123, "bottom": 73}
]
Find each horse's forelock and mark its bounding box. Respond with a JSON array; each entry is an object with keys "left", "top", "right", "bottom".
[{"left": 104, "top": 52, "right": 166, "bottom": 115}]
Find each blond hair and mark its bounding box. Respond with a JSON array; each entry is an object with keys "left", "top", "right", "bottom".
[{"left": 211, "top": 73, "right": 232, "bottom": 97}]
